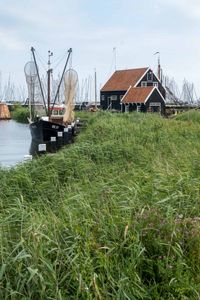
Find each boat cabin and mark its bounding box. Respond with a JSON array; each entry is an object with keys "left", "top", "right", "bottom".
[
  {"left": 48, "top": 105, "right": 65, "bottom": 124},
  {"left": 50, "top": 105, "right": 65, "bottom": 116}
]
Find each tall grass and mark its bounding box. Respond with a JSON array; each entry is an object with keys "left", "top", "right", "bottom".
[
  {"left": 11, "top": 105, "right": 29, "bottom": 123},
  {"left": 1, "top": 111, "right": 200, "bottom": 299},
  {"left": 174, "top": 109, "right": 200, "bottom": 123}
]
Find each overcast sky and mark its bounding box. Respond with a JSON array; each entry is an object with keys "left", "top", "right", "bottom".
[{"left": 0, "top": 0, "right": 200, "bottom": 99}]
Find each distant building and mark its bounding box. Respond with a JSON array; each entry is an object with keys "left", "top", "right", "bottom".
[
  {"left": 0, "top": 103, "right": 11, "bottom": 120},
  {"left": 100, "top": 67, "right": 166, "bottom": 114}
]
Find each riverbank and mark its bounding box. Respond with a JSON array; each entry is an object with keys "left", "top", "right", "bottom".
[{"left": 1, "top": 111, "right": 200, "bottom": 299}]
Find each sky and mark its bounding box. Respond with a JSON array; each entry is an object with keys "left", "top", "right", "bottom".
[{"left": 0, "top": 0, "right": 200, "bottom": 100}]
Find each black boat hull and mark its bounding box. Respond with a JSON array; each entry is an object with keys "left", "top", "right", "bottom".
[
  {"left": 30, "top": 119, "right": 65, "bottom": 142},
  {"left": 29, "top": 119, "right": 73, "bottom": 155}
]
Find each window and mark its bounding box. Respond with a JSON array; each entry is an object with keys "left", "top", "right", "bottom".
[
  {"left": 147, "top": 72, "right": 153, "bottom": 81},
  {"left": 149, "top": 102, "right": 161, "bottom": 107},
  {"left": 101, "top": 95, "right": 105, "bottom": 101},
  {"left": 111, "top": 95, "right": 117, "bottom": 101},
  {"left": 141, "top": 81, "right": 147, "bottom": 87},
  {"left": 52, "top": 110, "right": 58, "bottom": 115},
  {"left": 153, "top": 82, "right": 158, "bottom": 87},
  {"left": 59, "top": 110, "right": 64, "bottom": 116}
]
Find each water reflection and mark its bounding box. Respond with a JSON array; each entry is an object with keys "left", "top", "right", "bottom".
[
  {"left": 0, "top": 120, "right": 31, "bottom": 167},
  {"left": 29, "top": 137, "right": 71, "bottom": 156},
  {"left": 0, "top": 119, "right": 80, "bottom": 167}
]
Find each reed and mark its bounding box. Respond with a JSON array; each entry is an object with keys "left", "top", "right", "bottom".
[
  {"left": 11, "top": 106, "right": 29, "bottom": 123},
  {"left": 1, "top": 111, "right": 200, "bottom": 299}
]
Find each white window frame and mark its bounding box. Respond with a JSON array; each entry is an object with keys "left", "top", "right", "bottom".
[
  {"left": 125, "top": 104, "right": 129, "bottom": 113},
  {"left": 149, "top": 102, "right": 161, "bottom": 107},
  {"left": 137, "top": 105, "right": 141, "bottom": 112},
  {"left": 141, "top": 81, "right": 147, "bottom": 87},
  {"left": 153, "top": 82, "right": 158, "bottom": 87},
  {"left": 111, "top": 95, "right": 117, "bottom": 101}
]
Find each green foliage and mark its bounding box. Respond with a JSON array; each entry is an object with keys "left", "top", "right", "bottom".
[
  {"left": 174, "top": 109, "right": 200, "bottom": 123},
  {"left": 11, "top": 106, "right": 29, "bottom": 123},
  {"left": 1, "top": 112, "right": 200, "bottom": 299},
  {"left": 8, "top": 102, "right": 22, "bottom": 112}
]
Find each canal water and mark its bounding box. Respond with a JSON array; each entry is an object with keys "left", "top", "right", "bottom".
[{"left": 0, "top": 120, "right": 31, "bottom": 167}]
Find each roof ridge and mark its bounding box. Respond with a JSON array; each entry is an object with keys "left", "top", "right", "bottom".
[{"left": 116, "top": 67, "right": 148, "bottom": 72}]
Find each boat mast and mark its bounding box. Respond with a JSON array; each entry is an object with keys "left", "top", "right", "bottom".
[
  {"left": 47, "top": 50, "right": 53, "bottom": 117},
  {"left": 51, "top": 48, "right": 72, "bottom": 113},
  {"left": 31, "top": 47, "right": 48, "bottom": 115}
]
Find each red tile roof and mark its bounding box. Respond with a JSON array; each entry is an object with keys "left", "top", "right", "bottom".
[
  {"left": 101, "top": 68, "right": 148, "bottom": 92},
  {"left": 122, "top": 86, "right": 154, "bottom": 103}
]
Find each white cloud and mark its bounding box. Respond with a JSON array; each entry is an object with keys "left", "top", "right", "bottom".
[
  {"left": 0, "top": 29, "right": 27, "bottom": 50},
  {"left": 158, "top": 0, "right": 200, "bottom": 19},
  {"left": 0, "top": 0, "right": 200, "bottom": 97}
]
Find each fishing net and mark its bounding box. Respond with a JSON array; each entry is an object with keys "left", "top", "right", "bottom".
[
  {"left": 24, "top": 61, "right": 45, "bottom": 119},
  {"left": 24, "top": 61, "right": 37, "bottom": 83},
  {"left": 63, "top": 68, "right": 78, "bottom": 124}
]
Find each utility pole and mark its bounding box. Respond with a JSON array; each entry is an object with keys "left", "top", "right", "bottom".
[
  {"left": 94, "top": 69, "right": 97, "bottom": 109},
  {"left": 113, "top": 47, "right": 117, "bottom": 71},
  {"left": 154, "top": 51, "right": 161, "bottom": 82},
  {"left": 158, "top": 55, "right": 161, "bottom": 82}
]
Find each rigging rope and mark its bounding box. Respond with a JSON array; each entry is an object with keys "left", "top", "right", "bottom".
[
  {"left": 52, "top": 53, "right": 68, "bottom": 71},
  {"left": 35, "top": 51, "right": 48, "bottom": 72}
]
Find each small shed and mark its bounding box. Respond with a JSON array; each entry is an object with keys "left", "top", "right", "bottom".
[
  {"left": 121, "top": 86, "right": 165, "bottom": 114},
  {"left": 0, "top": 103, "right": 11, "bottom": 120}
]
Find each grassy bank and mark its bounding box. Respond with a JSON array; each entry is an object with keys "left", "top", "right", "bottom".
[
  {"left": 1, "top": 112, "right": 200, "bottom": 299},
  {"left": 11, "top": 105, "right": 29, "bottom": 123},
  {"left": 174, "top": 109, "right": 200, "bottom": 123}
]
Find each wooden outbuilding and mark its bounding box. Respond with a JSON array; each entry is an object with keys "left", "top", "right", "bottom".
[
  {"left": 100, "top": 67, "right": 166, "bottom": 114},
  {"left": 0, "top": 103, "right": 11, "bottom": 120}
]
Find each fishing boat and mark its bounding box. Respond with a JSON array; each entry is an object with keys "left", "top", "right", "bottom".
[{"left": 24, "top": 47, "right": 79, "bottom": 154}]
